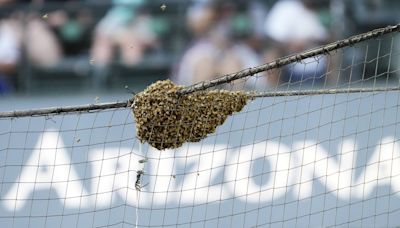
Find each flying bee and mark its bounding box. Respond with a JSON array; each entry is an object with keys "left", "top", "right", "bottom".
[{"left": 135, "top": 170, "right": 145, "bottom": 191}]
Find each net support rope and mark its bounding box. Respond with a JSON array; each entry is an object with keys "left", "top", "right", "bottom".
[
  {"left": 0, "top": 101, "right": 129, "bottom": 118},
  {"left": 0, "top": 23, "right": 399, "bottom": 119},
  {"left": 1, "top": 86, "right": 399, "bottom": 118}
]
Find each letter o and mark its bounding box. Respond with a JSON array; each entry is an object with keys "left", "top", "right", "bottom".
[{"left": 225, "top": 141, "right": 293, "bottom": 203}]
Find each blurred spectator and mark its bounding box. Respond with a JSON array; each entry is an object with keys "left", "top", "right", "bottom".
[
  {"left": 174, "top": 2, "right": 221, "bottom": 85},
  {"left": 24, "top": 13, "right": 63, "bottom": 68},
  {"left": 174, "top": 1, "right": 264, "bottom": 89},
  {"left": 90, "top": 0, "right": 158, "bottom": 88},
  {"left": 348, "top": 0, "right": 400, "bottom": 29},
  {"left": 16, "top": 0, "right": 67, "bottom": 68},
  {"left": 0, "top": 0, "right": 69, "bottom": 94},
  {"left": 46, "top": 6, "right": 93, "bottom": 57},
  {"left": 0, "top": 18, "right": 19, "bottom": 94},
  {"left": 263, "top": 0, "right": 330, "bottom": 85}
]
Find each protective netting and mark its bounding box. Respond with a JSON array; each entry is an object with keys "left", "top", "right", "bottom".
[{"left": 0, "top": 25, "right": 400, "bottom": 227}]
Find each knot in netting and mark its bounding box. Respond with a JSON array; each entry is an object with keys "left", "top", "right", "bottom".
[{"left": 133, "top": 80, "right": 248, "bottom": 150}]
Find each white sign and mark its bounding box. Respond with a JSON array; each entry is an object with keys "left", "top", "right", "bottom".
[{"left": 2, "top": 130, "right": 400, "bottom": 210}]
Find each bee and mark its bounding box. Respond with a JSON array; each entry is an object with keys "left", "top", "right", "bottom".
[{"left": 135, "top": 170, "right": 145, "bottom": 191}]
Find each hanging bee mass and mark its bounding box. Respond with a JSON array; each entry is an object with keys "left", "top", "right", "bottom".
[{"left": 132, "top": 80, "right": 248, "bottom": 150}]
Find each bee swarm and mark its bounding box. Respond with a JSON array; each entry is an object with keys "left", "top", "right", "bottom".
[{"left": 133, "top": 80, "right": 248, "bottom": 150}]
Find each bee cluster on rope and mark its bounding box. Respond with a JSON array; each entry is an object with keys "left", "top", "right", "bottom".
[{"left": 133, "top": 80, "right": 248, "bottom": 150}]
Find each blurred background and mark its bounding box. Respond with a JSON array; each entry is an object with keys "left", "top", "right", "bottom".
[
  {"left": 0, "top": 0, "right": 398, "bottom": 100},
  {"left": 0, "top": 2, "right": 399, "bottom": 227}
]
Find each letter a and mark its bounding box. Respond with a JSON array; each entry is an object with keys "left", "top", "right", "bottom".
[{"left": 3, "top": 130, "right": 89, "bottom": 210}]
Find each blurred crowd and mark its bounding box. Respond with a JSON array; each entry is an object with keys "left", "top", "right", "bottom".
[
  {"left": 0, "top": 0, "right": 398, "bottom": 95},
  {"left": 173, "top": 0, "right": 331, "bottom": 89}
]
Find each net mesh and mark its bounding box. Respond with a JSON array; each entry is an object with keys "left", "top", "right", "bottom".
[{"left": 0, "top": 26, "right": 400, "bottom": 227}]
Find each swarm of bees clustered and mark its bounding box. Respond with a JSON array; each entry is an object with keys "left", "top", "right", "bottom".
[{"left": 133, "top": 80, "right": 248, "bottom": 150}]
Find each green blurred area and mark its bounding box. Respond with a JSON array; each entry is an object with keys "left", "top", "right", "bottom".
[{"left": 0, "top": 0, "right": 397, "bottom": 95}]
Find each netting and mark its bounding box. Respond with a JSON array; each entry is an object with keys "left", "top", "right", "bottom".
[{"left": 0, "top": 24, "right": 400, "bottom": 227}]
